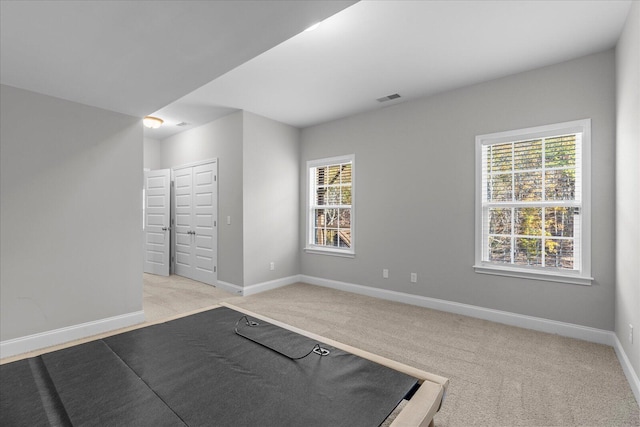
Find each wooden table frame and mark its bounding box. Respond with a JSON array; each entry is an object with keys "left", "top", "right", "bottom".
[{"left": 222, "top": 303, "right": 449, "bottom": 427}]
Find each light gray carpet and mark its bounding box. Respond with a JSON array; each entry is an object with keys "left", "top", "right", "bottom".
[
  {"left": 143, "top": 273, "right": 235, "bottom": 323},
  {"left": 145, "top": 275, "right": 640, "bottom": 426}
]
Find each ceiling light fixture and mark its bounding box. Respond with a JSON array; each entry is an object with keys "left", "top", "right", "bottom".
[
  {"left": 304, "top": 22, "right": 321, "bottom": 32},
  {"left": 143, "top": 116, "right": 164, "bottom": 129}
]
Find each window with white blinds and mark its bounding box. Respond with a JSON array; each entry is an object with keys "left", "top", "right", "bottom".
[
  {"left": 306, "top": 155, "right": 355, "bottom": 257},
  {"left": 474, "top": 119, "right": 592, "bottom": 285}
]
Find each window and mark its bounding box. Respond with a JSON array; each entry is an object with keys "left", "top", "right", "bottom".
[
  {"left": 306, "top": 155, "right": 355, "bottom": 257},
  {"left": 474, "top": 119, "right": 592, "bottom": 285}
]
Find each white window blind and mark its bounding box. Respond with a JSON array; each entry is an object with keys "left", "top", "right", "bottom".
[
  {"left": 475, "top": 120, "right": 592, "bottom": 285},
  {"left": 306, "top": 155, "right": 354, "bottom": 257}
]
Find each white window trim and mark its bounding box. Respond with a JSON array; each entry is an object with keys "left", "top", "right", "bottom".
[
  {"left": 305, "top": 154, "right": 355, "bottom": 258},
  {"left": 474, "top": 119, "right": 593, "bottom": 286}
]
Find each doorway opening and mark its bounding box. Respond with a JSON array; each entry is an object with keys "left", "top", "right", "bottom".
[{"left": 143, "top": 159, "right": 218, "bottom": 286}]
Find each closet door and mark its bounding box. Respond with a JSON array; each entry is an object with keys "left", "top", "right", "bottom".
[
  {"left": 172, "top": 161, "right": 217, "bottom": 285},
  {"left": 143, "top": 169, "right": 170, "bottom": 276},
  {"left": 191, "top": 163, "right": 217, "bottom": 284},
  {"left": 174, "top": 167, "right": 194, "bottom": 278}
]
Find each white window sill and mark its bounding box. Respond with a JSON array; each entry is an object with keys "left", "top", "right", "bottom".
[
  {"left": 304, "top": 247, "right": 355, "bottom": 258},
  {"left": 473, "top": 264, "right": 593, "bottom": 286}
]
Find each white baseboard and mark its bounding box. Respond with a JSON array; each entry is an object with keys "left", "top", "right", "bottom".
[
  {"left": 300, "top": 275, "right": 615, "bottom": 345},
  {"left": 216, "top": 275, "right": 301, "bottom": 296},
  {"left": 0, "top": 310, "right": 145, "bottom": 359},
  {"left": 215, "top": 280, "right": 244, "bottom": 295},
  {"left": 242, "top": 275, "right": 302, "bottom": 296},
  {"left": 612, "top": 334, "right": 640, "bottom": 405}
]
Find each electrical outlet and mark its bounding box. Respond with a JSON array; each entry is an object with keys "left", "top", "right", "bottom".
[
  {"left": 410, "top": 273, "right": 417, "bottom": 283},
  {"left": 382, "top": 269, "right": 389, "bottom": 279},
  {"left": 270, "top": 262, "right": 275, "bottom": 271},
  {"left": 630, "top": 324, "right": 634, "bottom": 344}
]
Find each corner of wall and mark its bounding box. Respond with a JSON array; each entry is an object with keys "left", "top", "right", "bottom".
[
  {"left": 615, "top": 0, "right": 640, "bottom": 400},
  {"left": 241, "top": 112, "right": 301, "bottom": 287}
]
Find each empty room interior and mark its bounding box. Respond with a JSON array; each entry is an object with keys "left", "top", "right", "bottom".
[{"left": 1, "top": 1, "right": 639, "bottom": 426}]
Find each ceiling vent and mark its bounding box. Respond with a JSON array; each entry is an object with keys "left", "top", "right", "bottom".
[{"left": 376, "top": 93, "right": 401, "bottom": 103}]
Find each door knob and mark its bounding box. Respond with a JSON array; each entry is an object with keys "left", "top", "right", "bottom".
[{"left": 162, "top": 227, "right": 168, "bottom": 231}]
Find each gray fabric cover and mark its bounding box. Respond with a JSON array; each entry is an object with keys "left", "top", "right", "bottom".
[{"left": 1, "top": 307, "right": 418, "bottom": 426}]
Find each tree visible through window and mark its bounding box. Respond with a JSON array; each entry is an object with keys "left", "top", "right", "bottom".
[
  {"left": 307, "top": 155, "right": 354, "bottom": 255},
  {"left": 475, "top": 120, "right": 591, "bottom": 284}
]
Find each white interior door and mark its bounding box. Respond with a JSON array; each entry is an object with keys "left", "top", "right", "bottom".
[
  {"left": 173, "top": 161, "right": 217, "bottom": 285},
  {"left": 143, "top": 169, "right": 170, "bottom": 276},
  {"left": 191, "top": 163, "right": 217, "bottom": 284},
  {"left": 174, "top": 167, "right": 194, "bottom": 277}
]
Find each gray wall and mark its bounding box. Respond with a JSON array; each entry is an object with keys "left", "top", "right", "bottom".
[
  {"left": 0, "top": 84, "right": 143, "bottom": 341},
  {"left": 300, "top": 50, "right": 616, "bottom": 331},
  {"left": 160, "top": 112, "right": 244, "bottom": 287},
  {"left": 143, "top": 136, "right": 161, "bottom": 170},
  {"left": 158, "top": 111, "right": 300, "bottom": 288},
  {"left": 615, "top": 2, "right": 640, "bottom": 378},
  {"left": 243, "top": 112, "right": 300, "bottom": 286}
]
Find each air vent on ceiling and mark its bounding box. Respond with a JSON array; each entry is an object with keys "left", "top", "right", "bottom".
[
  {"left": 176, "top": 122, "right": 189, "bottom": 127},
  {"left": 376, "top": 93, "right": 401, "bottom": 103}
]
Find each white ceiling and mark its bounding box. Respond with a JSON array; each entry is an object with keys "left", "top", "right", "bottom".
[
  {"left": 0, "top": 0, "right": 355, "bottom": 118},
  {"left": 1, "top": 1, "right": 632, "bottom": 141}
]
